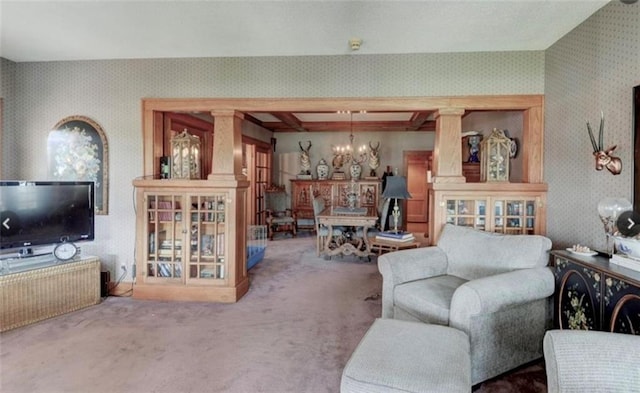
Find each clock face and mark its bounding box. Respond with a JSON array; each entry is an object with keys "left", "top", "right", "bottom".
[{"left": 53, "top": 242, "right": 77, "bottom": 261}]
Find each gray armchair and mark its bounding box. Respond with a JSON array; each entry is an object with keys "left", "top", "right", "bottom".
[
  {"left": 544, "top": 330, "right": 640, "bottom": 393},
  {"left": 378, "top": 224, "right": 554, "bottom": 384}
]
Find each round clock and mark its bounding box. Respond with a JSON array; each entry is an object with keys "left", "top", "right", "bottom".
[{"left": 53, "top": 242, "right": 78, "bottom": 261}]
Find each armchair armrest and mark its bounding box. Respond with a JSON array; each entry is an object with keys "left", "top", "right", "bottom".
[
  {"left": 378, "top": 246, "right": 449, "bottom": 286},
  {"left": 378, "top": 246, "right": 449, "bottom": 318},
  {"left": 544, "top": 330, "right": 640, "bottom": 393},
  {"left": 450, "top": 267, "right": 554, "bottom": 329}
]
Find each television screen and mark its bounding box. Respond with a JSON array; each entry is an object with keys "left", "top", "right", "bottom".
[{"left": 0, "top": 181, "right": 95, "bottom": 251}]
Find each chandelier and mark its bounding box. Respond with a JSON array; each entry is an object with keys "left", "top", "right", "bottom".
[{"left": 331, "top": 111, "right": 368, "bottom": 172}]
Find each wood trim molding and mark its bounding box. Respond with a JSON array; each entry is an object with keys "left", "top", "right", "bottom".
[{"left": 141, "top": 95, "right": 544, "bottom": 182}]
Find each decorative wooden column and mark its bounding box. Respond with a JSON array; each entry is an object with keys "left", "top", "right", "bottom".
[
  {"left": 432, "top": 108, "right": 465, "bottom": 183},
  {"left": 208, "top": 110, "right": 246, "bottom": 181},
  {"left": 207, "top": 110, "right": 250, "bottom": 299},
  {"left": 522, "top": 106, "right": 544, "bottom": 183}
]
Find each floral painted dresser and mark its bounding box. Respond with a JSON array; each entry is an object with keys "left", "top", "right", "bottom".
[{"left": 552, "top": 250, "right": 640, "bottom": 334}]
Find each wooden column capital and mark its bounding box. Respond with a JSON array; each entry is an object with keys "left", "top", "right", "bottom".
[
  {"left": 435, "top": 107, "right": 465, "bottom": 117},
  {"left": 432, "top": 107, "right": 465, "bottom": 183}
]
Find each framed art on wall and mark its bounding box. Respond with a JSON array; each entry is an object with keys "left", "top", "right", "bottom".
[{"left": 48, "top": 115, "right": 109, "bottom": 215}]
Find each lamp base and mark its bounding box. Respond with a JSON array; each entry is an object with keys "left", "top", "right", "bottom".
[{"left": 391, "top": 203, "right": 401, "bottom": 233}]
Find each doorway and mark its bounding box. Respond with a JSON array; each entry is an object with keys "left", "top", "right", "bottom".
[{"left": 404, "top": 150, "right": 432, "bottom": 236}]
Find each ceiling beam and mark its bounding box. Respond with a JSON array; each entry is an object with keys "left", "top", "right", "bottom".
[
  {"left": 408, "top": 111, "right": 433, "bottom": 131},
  {"left": 262, "top": 120, "right": 436, "bottom": 133},
  {"left": 271, "top": 113, "right": 307, "bottom": 132}
]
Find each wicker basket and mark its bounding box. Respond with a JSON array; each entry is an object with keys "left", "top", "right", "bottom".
[{"left": 0, "top": 257, "right": 101, "bottom": 332}]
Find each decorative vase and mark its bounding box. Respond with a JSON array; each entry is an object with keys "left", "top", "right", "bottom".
[
  {"left": 350, "top": 163, "right": 362, "bottom": 180},
  {"left": 316, "top": 158, "right": 329, "bottom": 180},
  {"left": 467, "top": 135, "right": 482, "bottom": 163},
  {"left": 347, "top": 192, "right": 358, "bottom": 210}
]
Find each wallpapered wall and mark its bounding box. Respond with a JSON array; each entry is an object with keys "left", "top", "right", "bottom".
[
  {"left": 545, "top": 1, "right": 640, "bottom": 250},
  {"left": 1, "top": 50, "right": 544, "bottom": 277},
  {"left": 0, "top": 58, "right": 16, "bottom": 175}
]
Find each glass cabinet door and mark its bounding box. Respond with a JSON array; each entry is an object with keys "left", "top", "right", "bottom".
[
  {"left": 187, "top": 193, "right": 227, "bottom": 282},
  {"left": 146, "top": 194, "right": 183, "bottom": 282},
  {"left": 493, "top": 198, "right": 536, "bottom": 234},
  {"left": 445, "top": 198, "right": 487, "bottom": 230}
]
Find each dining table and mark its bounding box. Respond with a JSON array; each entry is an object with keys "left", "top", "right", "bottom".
[{"left": 316, "top": 206, "right": 379, "bottom": 257}]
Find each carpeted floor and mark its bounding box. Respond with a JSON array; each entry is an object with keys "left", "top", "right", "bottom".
[
  {"left": 1, "top": 236, "right": 548, "bottom": 392},
  {"left": 473, "top": 361, "right": 547, "bottom": 393}
]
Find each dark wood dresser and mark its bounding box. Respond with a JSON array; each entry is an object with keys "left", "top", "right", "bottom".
[{"left": 551, "top": 250, "right": 640, "bottom": 334}]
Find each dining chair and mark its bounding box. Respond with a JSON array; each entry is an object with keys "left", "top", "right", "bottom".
[
  {"left": 356, "top": 197, "right": 389, "bottom": 239},
  {"left": 264, "top": 186, "right": 296, "bottom": 240},
  {"left": 312, "top": 195, "right": 343, "bottom": 256}
]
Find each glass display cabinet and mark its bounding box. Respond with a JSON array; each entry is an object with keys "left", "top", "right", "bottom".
[
  {"left": 430, "top": 183, "right": 547, "bottom": 243},
  {"left": 444, "top": 196, "right": 540, "bottom": 235},
  {"left": 146, "top": 193, "right": 227, "bottom": 283},
  {"left": 133, "top": 180, "right": 248, "bottom": 302}
]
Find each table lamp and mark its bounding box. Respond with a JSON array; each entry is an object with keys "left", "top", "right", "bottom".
[{"left": 381, "top": 176, "right": 411, "bottom": 233}]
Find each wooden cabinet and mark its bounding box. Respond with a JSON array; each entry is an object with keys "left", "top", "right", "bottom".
[
  {"left": 132, "top": 180, "right": 248, "bottom": 303},
  {"left": 552, "top": 250, "right": 640, "bottom": 334},
  {"left": 462, "top": 163, "right": 481, "bottom": 183},
  {"left": 429, "top": 183, "right": 547, "bottom": 242},
  {"left": 291, "top": 179, "right": 381, "bottom": 225}
]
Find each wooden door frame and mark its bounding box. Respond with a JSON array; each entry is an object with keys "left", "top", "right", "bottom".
[
  {"left": 242, "top": 135, "right": 272, "bottom": 225},
  {"left": 403, "top": 150, "right": 433, "bottom": 234}
]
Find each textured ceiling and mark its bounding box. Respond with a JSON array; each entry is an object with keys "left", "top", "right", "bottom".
[{"left": 0, "top": 0, "right": 609, "bottom": 63}]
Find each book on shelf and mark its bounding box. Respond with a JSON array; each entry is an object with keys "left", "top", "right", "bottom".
[
  {"left": 610, "top": 253, "right": 640, "bottom": 272},
  {"left": 375, "top": 234, "right": 415, "bottom": 243},
  {"left": 376, "top": 231, "right": 414, "bottom": 240}
]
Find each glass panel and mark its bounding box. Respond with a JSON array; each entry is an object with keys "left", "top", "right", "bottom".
[
  {"left": 446, "top": 200, "right": 455, "bottom": 214},
  {"left": 146, "top": 193, "right": 183, "bottom": 280},
  {"left": 494, "top": 200, "right": 504, "bottom": 230},
  {"left": 187, "top": 193, "right": 227, "bottom": 281},
  {"left": 445, "top": 198, "right": 487, "bottom": 230},
  {"left": 526, "top": 200, "right": 536, "bottom": 217}
]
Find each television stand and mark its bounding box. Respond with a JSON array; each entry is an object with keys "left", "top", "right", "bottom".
[
  {"left": 0, "top": 255, "right": 100, "bottom": 332},
  {"left": 1, "top": 253, "right": 57, "bottom": 275}
]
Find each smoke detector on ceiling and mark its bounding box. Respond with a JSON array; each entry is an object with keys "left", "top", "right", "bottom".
[{"left": 349, "top": 38, "right": 362, "bottom": 51}]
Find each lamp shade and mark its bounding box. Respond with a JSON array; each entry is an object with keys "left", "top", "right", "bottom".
[{"left": 382, "top": 176, "right": 411, "bottom": 199}]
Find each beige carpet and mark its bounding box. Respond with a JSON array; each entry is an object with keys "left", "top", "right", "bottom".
[{"left": 1, "top": 236, "right": 547, "bottom": 392}]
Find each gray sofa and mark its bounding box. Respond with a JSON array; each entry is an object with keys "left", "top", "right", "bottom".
[
  {"left": 544, "top": 329, "right": 640, "bottom": 393},
  {"left": 378, "top": 224, "right": 554, "bottom": 384}
]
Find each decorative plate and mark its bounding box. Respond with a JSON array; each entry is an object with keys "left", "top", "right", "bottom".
[
  {"left": 566, "top": 248, "right": 597, "bottom": 257},
  {"left": 509, "top": 138, "right": 518, "bottom": 158}
]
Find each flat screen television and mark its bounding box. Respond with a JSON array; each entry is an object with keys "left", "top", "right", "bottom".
[{"left": 0, "top": 181, "right": 95, "bottom": 251}]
